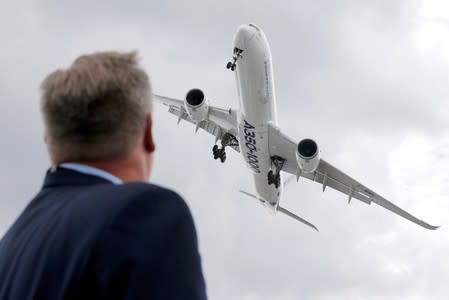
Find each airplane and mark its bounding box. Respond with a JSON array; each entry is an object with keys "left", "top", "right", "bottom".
[{"left": 154, "top": 23, "right": 438, "bottom": 231}]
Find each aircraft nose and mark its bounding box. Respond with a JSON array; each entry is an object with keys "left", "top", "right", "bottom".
[{"left": 233, "top": 24, "right": 257, "bottom": 49}]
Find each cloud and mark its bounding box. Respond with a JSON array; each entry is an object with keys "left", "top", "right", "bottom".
[{"left": 1, "top": 0, "right": 448, "bottom": 299}]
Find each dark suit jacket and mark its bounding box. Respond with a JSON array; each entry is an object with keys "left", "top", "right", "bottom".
[{"left": 0, "top": 167, "right": 207, "bottom": 300}]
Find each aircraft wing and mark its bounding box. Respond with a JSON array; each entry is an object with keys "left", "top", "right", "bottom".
[
  {"left": 268, "top": 123, "right": 438, "bottom": 230},
  {"left": 154, "top": 94, "right": 240, "bottom": 152}
]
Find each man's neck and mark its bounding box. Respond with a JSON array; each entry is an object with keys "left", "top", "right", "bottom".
[
  {"left": 59, "top": 163, "right": 123, "bottom": 184},
  {"left": 55, "top": 151, "right": 151, "bottom": 183}
]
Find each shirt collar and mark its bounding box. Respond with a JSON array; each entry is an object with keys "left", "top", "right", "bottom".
[{"left": 58, "top": 163, "right": 123, "bottom": 185}]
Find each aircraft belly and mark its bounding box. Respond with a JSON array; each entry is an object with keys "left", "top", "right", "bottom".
[
  {"left": 253, "top": 172, "right": 282, "bottom": 207},
  {"left": 235, "top": 26, "right": 281, "bottom": 207},
  {"left": 238, "top": 119, "right": 281, "bottom": 206}
]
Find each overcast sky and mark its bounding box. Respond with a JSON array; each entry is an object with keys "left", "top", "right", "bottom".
[{"left": 1, "top": 0, "right": 448, "bottom": 299}]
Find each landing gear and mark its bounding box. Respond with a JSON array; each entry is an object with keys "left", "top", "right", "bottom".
[
  {"left": 267, "top": 156, "right": 286, "bottom": 189},
  {"left": 213, "top": 145, "right": 226, "bottom": 163},
  {"left": 267, "top": 170, "right": 280, "bottom": 188},
  {"left": 212, "top": 133, "right": 239, "bottom": 163},
  {"left": 226, "top": 47, "right": 243, "bottom": 71}
]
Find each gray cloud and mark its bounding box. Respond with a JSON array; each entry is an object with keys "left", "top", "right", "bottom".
[{"left": 1, "top": 0, "right": 448, "bottom": 299}]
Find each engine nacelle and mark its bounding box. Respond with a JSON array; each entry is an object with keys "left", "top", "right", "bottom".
[
  {"left": 184, "top": 88, "right": 209, "bottom": 122},
  {"left": 296, "top": 138, "right": 320, "bottom": 173}
]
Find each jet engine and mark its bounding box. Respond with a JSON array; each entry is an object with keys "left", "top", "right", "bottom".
[
  {"left": 184, "top": 88, "right": 209, "bottom": 122},
  {"left": 296, "top": 138, "right": 320, "bottom": 173}
]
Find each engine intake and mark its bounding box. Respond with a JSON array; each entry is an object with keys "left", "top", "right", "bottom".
[
  {"left": 184, "top": 88, "right": 209, "bottom": 122},
  {"left": 298, "top": 139, "right": 318, "bottom": 158},
  {"left": 186, "top": 89, "right": 205, "bottom": 106},
  {"left": 296, "top": 138, "right": 320, "bottom": 173}
]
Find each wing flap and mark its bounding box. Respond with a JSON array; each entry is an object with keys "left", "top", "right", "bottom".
[{"left": 303, "top": 169, "right": 372, "bottom": 205}]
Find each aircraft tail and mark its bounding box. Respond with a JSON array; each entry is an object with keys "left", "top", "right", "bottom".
[{"left": 239, "top": 190, "right": 318, "bottom": 231}]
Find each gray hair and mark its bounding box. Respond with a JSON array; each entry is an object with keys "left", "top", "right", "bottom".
[{"left": 40, "top": 51, "right": 151, "bottom": 162}]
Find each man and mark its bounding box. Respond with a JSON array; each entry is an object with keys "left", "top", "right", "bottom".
[{"left": 0, "top": 51, "right": 207, "bottom": 299}]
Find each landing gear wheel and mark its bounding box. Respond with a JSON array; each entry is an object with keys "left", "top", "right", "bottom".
[
  {"left": 267, "top": 170, "right": 281, "bottom": 188},
  {"left": 213, "top": 145, "right": 226, "bottom": 162},
  {"left": 212, "top": 145, "right": 218, "bottom": 159},
  {"left": 227, "top": 48, "right": 242, "bottom": 72},
  {"left": 212, "top": 133, "right": 238, "bottom": 163},
  {"left": 267, "top": 156, "right": 286, "bottom": 188},
  {"left": 275, "top": 175, "right": 281, "bottom": 189},
  {"left": 267, "top": 170, "right": 274, "bottom": 184}
]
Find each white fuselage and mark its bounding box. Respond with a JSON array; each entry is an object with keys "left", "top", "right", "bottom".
[{"left": 233, "top": 24, "right": 282, "bottom": 210}]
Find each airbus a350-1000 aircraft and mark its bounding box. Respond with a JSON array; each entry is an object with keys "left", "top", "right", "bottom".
[{"left": 154, "top": 24, "right": 438, "bottom": 231}]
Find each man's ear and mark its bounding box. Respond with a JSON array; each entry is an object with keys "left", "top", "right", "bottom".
[{"left": 144, "top": 114, "right": 156, "bottom": 154}]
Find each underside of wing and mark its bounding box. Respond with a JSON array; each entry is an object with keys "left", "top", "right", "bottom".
[
  {"left": 154, "top": 93, "right": 240, "bottom": 153},
  {"left": 312, "top": 160, "right": 439, "bottom": 230},
  {"left": 267, "top": 123, "right": 439, "bottom": 230}
]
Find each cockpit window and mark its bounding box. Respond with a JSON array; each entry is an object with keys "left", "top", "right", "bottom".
[{"left": 248, "top": 23, "right": 260, "bottom": 32}]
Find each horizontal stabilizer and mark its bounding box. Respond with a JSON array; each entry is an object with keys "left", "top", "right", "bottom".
[
  {"left": 240, "top": 190, "right": 318, "bottom": 231},
  {"left": 277, "top": 206, "right": 319, "bottom": 231},
  {"left": 239, "top": 190, "right": 264, "bottom": 205}
]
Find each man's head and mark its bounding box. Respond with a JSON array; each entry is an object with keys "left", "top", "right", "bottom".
[{"left": 41, "top": 51, "right": 155, "bottom": 180}]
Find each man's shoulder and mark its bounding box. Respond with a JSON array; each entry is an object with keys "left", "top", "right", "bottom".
[
  {"left": 92, "top": 183, "right": 195, "bottom": 266},
  {"left": 97, "top": 182, "right": 172, "bottom": 198},
  {"left": 76, "top": 182, "right": 187, "bottom": 218},
  {"left": 92, "top": 183, "right": 205, "bottom": 300},
  {"left": 54, "top": 182, "right": 189, "bottom": 238},
  {"left": 108, "top": 182, "right": 187, "bottom": 213}
]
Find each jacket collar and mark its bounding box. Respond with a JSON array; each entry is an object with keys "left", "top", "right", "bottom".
[{"left": 42, "top": 166, "right": 112, "bottom": 188}]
